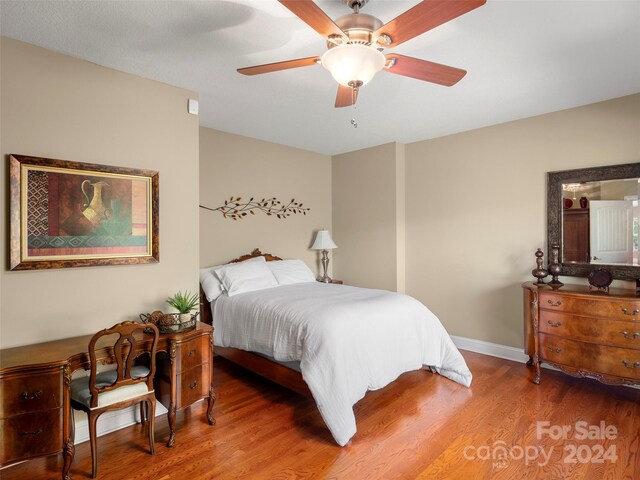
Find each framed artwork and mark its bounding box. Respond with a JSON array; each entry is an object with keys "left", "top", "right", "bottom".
[{"left": 9, "top": 154, "right": 159, "bottom": 270}]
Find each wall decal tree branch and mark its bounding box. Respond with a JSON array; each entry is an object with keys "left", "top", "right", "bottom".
[{"left": 199, "top": 196, "right": 310, "bottom": 220}]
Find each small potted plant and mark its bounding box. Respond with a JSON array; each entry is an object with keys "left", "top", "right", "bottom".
[{"left": 166, "top": 291, "right": 199, "bottom": 324}]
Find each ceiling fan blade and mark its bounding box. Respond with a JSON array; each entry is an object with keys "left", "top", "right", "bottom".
[
  {"left": 238, "top": 56, "right": 320, "bottom": 76},
  {"left": 335, "top": 84, "right": 358, "bottom": 108},
  {"left": 374, "top": 0, "right": 486, "bottom": 48},
  {"left": 385, "top": 54, "right": 466, "bottom": 86},
  {"left": 279, "top": 0, "right": 346, "bottom": 40}
]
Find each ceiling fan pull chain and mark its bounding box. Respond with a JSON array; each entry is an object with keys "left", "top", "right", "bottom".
[{"left": 350, "top": 86, "right": 358, "bottom": 128}]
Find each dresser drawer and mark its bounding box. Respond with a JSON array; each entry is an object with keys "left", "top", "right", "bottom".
[
  {"left": 154, "top": 362, "right": 210, "bottom": 410},
  {"left": 540, "top": 311, "right": 640, "bottom": 349},
  {"left": 0, "top": 409, "right": 62, "bottom": 464},
  {"left": 177, "top": 336, "right": 209, "bottom": 372},
  {"left": 540, "top": 333, "right": 640, "bottom": 380},
  {"left": 0, "top": 370, "right": 63, "bottom": 418},
  {"left": 539, "top": 292, "right": 640, "bottom": 322},
  {"left": 177, "top": 363, "right": 210, "bottom": 408},
  {"left": 156, "top": 335, "right": 211, "bottom": 379}
]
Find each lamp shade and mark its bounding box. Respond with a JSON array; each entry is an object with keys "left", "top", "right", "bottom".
[
  {"left": 320, "top": 44, "right": 385, "bottom": 87},
  {"left": 311, "top": 230, "right": 337, "bottom": 250}
]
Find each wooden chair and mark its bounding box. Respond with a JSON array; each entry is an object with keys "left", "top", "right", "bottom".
[{"left": 70, "top": 321, "right": 159, "bottom": 478}]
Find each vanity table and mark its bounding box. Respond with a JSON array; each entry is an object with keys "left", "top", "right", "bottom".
[
  {"left": 0, "top": 322, "right": 215, "bottom": 479},
  {"left": 523, "top": 282, "right": 640, "bottom": 386}
]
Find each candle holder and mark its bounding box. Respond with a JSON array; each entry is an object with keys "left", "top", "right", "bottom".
[
  {"left": 531, "top": 248, "right": 549, "bottom": 285},
  {"left": 548, "top": 244, "right": 564, "bottom": 288}
]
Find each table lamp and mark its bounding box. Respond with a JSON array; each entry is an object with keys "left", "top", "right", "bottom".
[{"left": 311, "top": 230, "right": 337, "bottom": 283}]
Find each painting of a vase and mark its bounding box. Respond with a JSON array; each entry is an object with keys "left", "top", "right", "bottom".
[{"left": 61, "top": 180, "right": 111, "bottom": 235}]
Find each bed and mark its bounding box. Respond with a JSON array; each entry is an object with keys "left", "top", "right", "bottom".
[{"left": 200, "top": 249, "right": 472, "bottom": 446}]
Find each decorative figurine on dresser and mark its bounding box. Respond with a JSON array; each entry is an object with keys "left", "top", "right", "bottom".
[
  {"left": 531, "top": 248, "right": 549, "bottom": 285},
  {"left": 546, "top": 244, "right": 563, "bottom": 288}
]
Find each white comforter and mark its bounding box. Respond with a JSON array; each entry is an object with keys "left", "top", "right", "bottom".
[{"left": 212, "top": 282, "right": 472, "bottom": 446}]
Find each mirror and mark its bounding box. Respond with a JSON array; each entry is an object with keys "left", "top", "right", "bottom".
[
  {"left": 562, "top": 178, "right": 639, "bottom": 264},
  {"left": 547, "top": 162, "right": 640, "bottom": 280}
]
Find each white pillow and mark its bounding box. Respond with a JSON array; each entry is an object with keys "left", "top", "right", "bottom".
[
  {"left": 199, "top": 265, "right": 225, "bottom": 302},
  {"left": 213, "top": 256, "right": 278, "bottom": 297},
  {"left": 267, "top": 259, "right": 316, "bottom": 285},
  {"left": 200, "top": 256, "right": 269, "bottom": 301}
]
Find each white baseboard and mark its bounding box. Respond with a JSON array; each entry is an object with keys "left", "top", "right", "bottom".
[
  {"left": 73, "top": 402, "right": 168, "bottom": 444},
  {"left": 451, "top": 335, "right": 529, "bottom": 363}
]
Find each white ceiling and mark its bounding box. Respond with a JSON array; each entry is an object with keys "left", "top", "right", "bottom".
[{"left": 1, "top": 1, "right": 639, "bottom": 155}]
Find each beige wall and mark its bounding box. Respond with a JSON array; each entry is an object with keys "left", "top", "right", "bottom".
[
  {"left": 404, "top": 94, "right": 640, "bottom": 348},
  {"left": 395, "top": 143, "right": 406, "bottom": 294},
  {"left": 199, "top": 128, "right": 331, "bottom": 273},
  {"left": 0, "top": 38, "right": 200, "bottom": 349},
  {"left": 332, "top": 142, "right": 404, "bottom": 291}
]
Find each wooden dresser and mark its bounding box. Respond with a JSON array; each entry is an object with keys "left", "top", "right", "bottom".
[
  {"left": 0, "top": 323, "right": 215, "bottom": 479},
  {"left": 523, "top": 282, "right": 640, "bottom": 386},
  {"left": 0, "top": 362, "right": 70, "bottom": 473}
]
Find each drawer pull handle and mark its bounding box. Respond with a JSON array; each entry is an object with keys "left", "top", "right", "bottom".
[
  {"left": 20, "top": 428, "right": 43, "bottom": 436},
  {"left": 547, "top": 300, "right": 562, "bottom": 307},
  {"left": 21, "top": 389, "right": 42, "bottom": 400},
  {"left": 188, "top": 349, "right": 197, "bottom": 357},
  {"left": 622, "top": 360, "right": 640, "bottom": 369},
  {"left": 621, "top": 331, "right": 640, "bottom": 339},
  {"left": 547, "top": 320, "right": 562, "bottom": 327},
  {"left": 546, "top": 345, "right": 562, "bottom": 354},
  {"left": 188, "top": 380, "right": 198, "bottom": 389},
  {"left": 621, "top": 307, "right": 640, "bottom": 316}
]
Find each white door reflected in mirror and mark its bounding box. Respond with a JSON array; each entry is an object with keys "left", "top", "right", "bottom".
[{"left": 590, "top": 200, "right": 634, "bottom": 264}]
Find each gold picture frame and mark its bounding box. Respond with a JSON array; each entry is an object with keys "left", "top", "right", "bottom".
[{"left": 9, "top": 154, "right": 159, "bottom": 270}]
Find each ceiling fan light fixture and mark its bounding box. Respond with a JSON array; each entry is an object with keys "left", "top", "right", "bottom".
[{"left": 321, "top": 44, "right": 385, "bottom": 87}]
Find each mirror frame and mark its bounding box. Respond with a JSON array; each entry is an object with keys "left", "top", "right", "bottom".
[{"left": 547, "top": 162, "right": 640, "bottom": 281}]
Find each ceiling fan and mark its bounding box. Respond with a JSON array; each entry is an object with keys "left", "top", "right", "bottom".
[{"left": 238, "top": 0, "right": 486, "bottom": 108}]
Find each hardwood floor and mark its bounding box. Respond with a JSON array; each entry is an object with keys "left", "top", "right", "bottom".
[{"left": 3, "top": 351, "right": 639, "bottom": 479}]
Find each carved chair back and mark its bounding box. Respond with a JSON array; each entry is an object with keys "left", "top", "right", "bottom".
[{"left": 87, "top": 321, "right": 158, "bottom": 409}]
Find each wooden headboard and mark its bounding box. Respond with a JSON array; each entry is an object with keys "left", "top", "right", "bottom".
[
  {"left": 228, "top": 248, "right": 282, "bottom": 264},
  {"left": 199, "top": 248, "right": 282, "bottom": 325}
]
